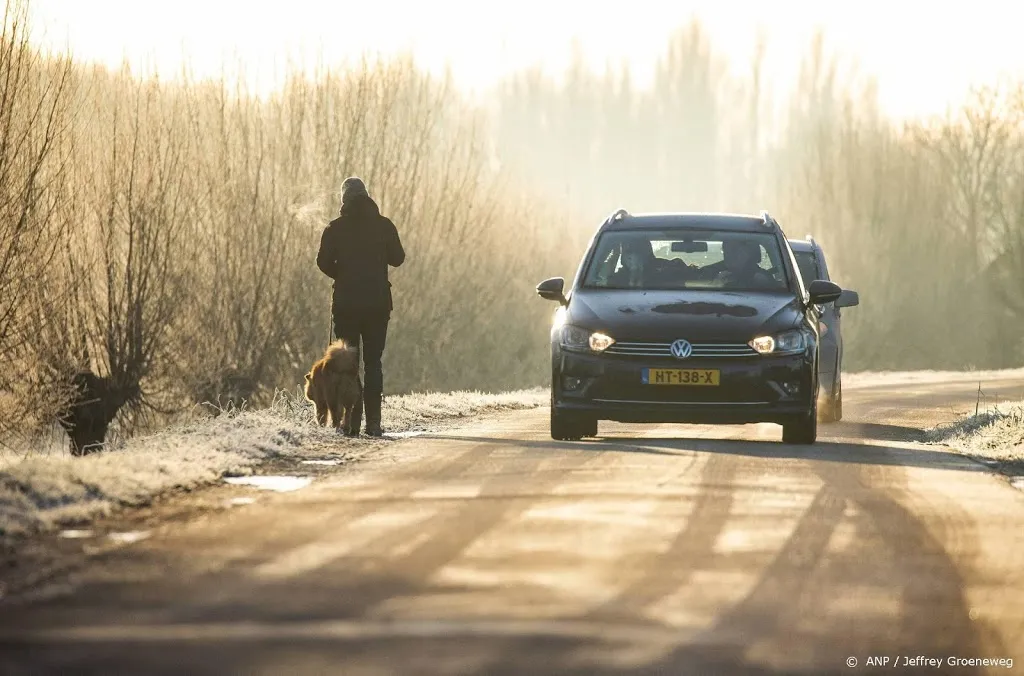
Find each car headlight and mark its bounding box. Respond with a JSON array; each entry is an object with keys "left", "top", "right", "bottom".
[
  {"left": 561, "top": 325, "right": 616, "bottom": 353},
  {"left": 589, "top": 332, "right": 615, "bottom": 352},
  {"left": 749, "top": 329, "right": 807, "bottom": 355},
  {"left": 561, "top": 325, "right": 589, "bottom": 349}
]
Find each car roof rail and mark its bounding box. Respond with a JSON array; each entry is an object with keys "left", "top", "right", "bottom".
[
  {"left": 601, "top": 208, "right": 629, "bottom": 227},
  {"left": 609, "top": 208, "right": 629, "bottom": 222}
]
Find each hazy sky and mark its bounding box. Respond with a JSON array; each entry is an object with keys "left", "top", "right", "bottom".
[{"left": 28, "top": 0, "right": 1024, "bottom": 120}]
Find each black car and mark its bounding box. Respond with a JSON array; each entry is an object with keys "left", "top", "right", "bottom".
[
  {"left": 536, "top": 210, "right": 844, "bottom": 444},
  {"left": 788, "top": 237, "right": 860, "bottom": 422}
]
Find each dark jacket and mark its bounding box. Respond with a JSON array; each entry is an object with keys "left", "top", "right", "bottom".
[{"left": 317, "top": 195, "right": 405, "bottom": 313}]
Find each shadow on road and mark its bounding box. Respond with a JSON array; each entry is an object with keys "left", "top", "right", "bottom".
[
  {"left": 0, "top": 400, "right": 1005, "bottom": 676},
  {"left": 426, "top": 430, "right": 986, "bottom": 474},
  {"left": 0, "top": 634, "right": 854, "bottom": 676},
  {"left": 824, "top": 421, "right": 924, "bottom": 442}
]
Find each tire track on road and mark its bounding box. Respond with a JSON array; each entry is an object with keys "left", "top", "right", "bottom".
[
  {"left": 583, "top": 452, "right": 735, "bottom": 623},
  {"left": 344, "top": 444, "right": 609, "bottom": 618},
  {"left": 673, "top": 457, "right": 991, "bottom": 673},
  {"left": 159, "top": 440, "right": 610, "bottom": 625},
  {"left": 57, "top": 440, "right": 515, "bottom": 628},
  {"left": 682, "top": 483, "right": 847, "bottom": 665},
  {"left": 813, "top": 461, "right": 997, "bottom": 670}
]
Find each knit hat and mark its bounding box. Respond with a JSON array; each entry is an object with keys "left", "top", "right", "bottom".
[{"left": 341, "top": 176, "right": 369, "bottom": 205}]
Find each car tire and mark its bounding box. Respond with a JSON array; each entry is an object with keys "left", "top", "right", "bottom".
[
  {"left": 783, "top": 399, "right": 818, "bottom": 444},
  {"left": 550, "top": 366, "right": 597, "bottom": 440},
  {"left": 551, "top": 406, "right": 586, "bottom": 441}
]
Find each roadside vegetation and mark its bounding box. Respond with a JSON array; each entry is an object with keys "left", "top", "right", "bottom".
[
  {"left": 0, "top": 388, "right": 546, "bottom": 539},
  {"left": 0, "top": 0, "right": 579, "bottom": 457},
  {"left": 1, "top": 1, "right": 1023, "bottom": 460},
  {"left": 926, "top": 400, "right": 1024, "bottom": 478}
]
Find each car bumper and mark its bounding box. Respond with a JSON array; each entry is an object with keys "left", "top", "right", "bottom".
[{"left": 554, "top": 349, "right": 815, "bottom": 425}]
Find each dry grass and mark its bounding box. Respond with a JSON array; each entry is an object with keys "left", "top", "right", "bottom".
[
  {"left": 926, "top": 400, "right": 1024, "bottom": 476},
  {"left": 0, "top": 388, "right": 545, "bottom": 539}
]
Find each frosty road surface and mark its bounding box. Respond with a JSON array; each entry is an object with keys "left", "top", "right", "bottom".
[{"left": 2, "top": 373, "right": 1023, "bottom": 675}]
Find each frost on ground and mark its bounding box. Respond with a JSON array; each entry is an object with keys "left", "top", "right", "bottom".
[
  {"left": 845, "top": 368, "right": 1024, "bottom": 390},
  {"left": 925, "top": 399, "right": 1024, "bottom": 475},
  {"left": 0, "top": 388, "right": 546, "bottom": 539},
  {"left": 383, "top": 389, "right": 547, "bottom": 430}
]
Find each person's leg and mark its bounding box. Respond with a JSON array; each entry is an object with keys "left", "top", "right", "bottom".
[
  {"left": 333, "top": 309, "right": 364, "bottom": 430},
  {"left": 360, "top": 311, "right": 390, "bottom": 436},
  {"left": 333, "top": 310, "right": 359, "bottom": 346}
]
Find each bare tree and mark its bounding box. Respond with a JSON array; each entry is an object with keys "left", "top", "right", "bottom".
[
  {"left": 981, "top": 84, "right": 1024, "bottom": 361},
  {"left": 918, "top": 86, "right": 1009, "bottom": 270},
  {"left": 50, "top": 73, "right": 196, "bottom": 454},
  {"left": 172, "top": 76, "right": 316, "bottom": 410},
  {"left": 0, "top": 0, "right": 74, "bottom": 435}
]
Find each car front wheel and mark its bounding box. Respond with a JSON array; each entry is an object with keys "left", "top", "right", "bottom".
[
  {"left": 550, "top": 369, "right": 597, "bottom": 440},
  {"left": 551, "top": 406, "right": 591, "bottom": 441},
  {"left": 783, "top": 399, "right": 818, "bottom": 444}
]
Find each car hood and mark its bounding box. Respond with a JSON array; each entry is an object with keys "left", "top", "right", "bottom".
[{"left": 567, "top": 289, "right": 804, "bottom": 342}]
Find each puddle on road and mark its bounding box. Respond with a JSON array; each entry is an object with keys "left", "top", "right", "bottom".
[
  {"left": 224, "top": 476, "right": 312, "bottom": 492},
  {"left": 301, "top": 459, "right": 344, "bottom": 466},
  {"left": 108, "top": 531, "right": 150, "bottom": 544},
  {"left": 227, "top": 497, "right": 257, "bottom": 506},
  {"left": 59, "top": 529, "right": 94, "bottom": 539}
]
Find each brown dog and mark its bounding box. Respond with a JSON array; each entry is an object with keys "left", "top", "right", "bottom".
[{"left": 304, "top": 340, "right": 363, "bottom": 435}]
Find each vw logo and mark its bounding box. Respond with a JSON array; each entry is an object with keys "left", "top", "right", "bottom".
[{"left": 670, "top": 339, "right": 693, "bottom": 359}]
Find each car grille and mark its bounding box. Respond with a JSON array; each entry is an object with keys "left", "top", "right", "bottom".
[{"left": 604, "top": 341, "right": 758, "bottom": 358}]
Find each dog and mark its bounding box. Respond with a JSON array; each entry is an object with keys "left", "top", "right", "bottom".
[{"left": 304, "top": 340, "right": 363, "bottom": 435}]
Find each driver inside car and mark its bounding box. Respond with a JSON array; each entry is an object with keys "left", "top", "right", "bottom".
[
  {"left": 714, "top": 239, "right": 775, "bottom": 288},
  {"left": 608, "top": 238, "right": 657, "bottom": 288}
]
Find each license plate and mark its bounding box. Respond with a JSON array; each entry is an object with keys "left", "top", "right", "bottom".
[{"left": 642, "top": 368, "right": 720, "bottom": 386}]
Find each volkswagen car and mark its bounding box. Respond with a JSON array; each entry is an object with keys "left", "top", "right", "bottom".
[
  {"left": 788, "top": 237, "right": 860, "bottom": 422},
  {"left": 536, "top": 210, "right": 845, "bottom": 444}
]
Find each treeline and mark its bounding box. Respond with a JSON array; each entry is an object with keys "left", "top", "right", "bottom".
[
  {"left": 4, "top": 3, "right": 1023, "bottom": 454},
  {"left": 493, "top": 25, "right": 1024, "bottom": 372},
  {"left": 0, "top": 0, "right": 582, "bottom": 452}
]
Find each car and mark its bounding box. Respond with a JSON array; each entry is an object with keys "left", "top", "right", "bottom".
[
  {"left": 787, "top": 237, "right": 860, "bottom": 422},
  {"left": 536, "top": 209, "right": 845, "bottom": 444}
]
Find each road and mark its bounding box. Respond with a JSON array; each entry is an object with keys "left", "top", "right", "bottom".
[{"left": 2, "top": 374, "right": 1023, "bottom": 675}]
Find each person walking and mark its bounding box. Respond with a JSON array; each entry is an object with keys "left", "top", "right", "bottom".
[{"left": 316, "top": 177, "right": 405, "bottom": 436}]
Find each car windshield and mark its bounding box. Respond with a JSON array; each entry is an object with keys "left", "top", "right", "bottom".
[
  {"left": 793, "top": 250, "right": 822, "bottom": 285},
  {"left": 582, "top": 229, "right": 791, "bottom": 292}
]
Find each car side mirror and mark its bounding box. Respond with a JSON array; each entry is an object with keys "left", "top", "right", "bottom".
[
  {"left": 807, "top": 279, "right": 842, "bottom": 305},
  {"left": 537, "top": 277, "right": 568, "bottom": 306},
  {"left": 835, "top": 289, "right": 859, "bottom": 308}
]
